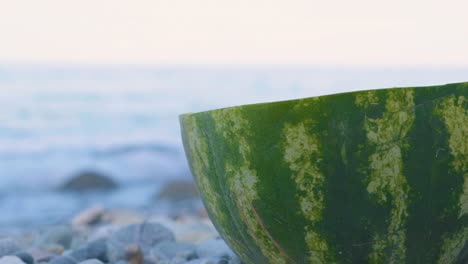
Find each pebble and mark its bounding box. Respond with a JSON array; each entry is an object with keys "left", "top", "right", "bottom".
[
  {"left": 14, "top": 251, "right": 34, "bottom": 264},
  {"left": 2, "top": 205, "right": 243, "bottom": 264},
  {"left": 36, "top": 255, "right": 56, "bottom": 263},
  {"left": 107, "top": 222, "right": 174, "bottom": 262},
  {"left": 0, "top": 238, "right": 21, "bottom": 257},
  {"left": 77, "top": 259, "right": 104, "bottom": 264},
  {"left": 68, "top": 239, "right": 108, "bottom": 262},
  {"left": 72, "top": 206, "right": 106, "bottom": 227},
  {"left": 39, "top": 225, "right": 74, "bottom": 249},
  {"left": 49, "top": 255, "right": 78, "bottom": 264},
  {"left": 0, "top": 256, "right": 26, "bottom": 264},
  {"left": 125, "top": 244, "right": 143, "bottom": 264},
  {"left": 152, "top": 216, "right": 218, "bottom": 243},
  {"left": 39, "top": 243, "right": 65, "bottom": 256},
  {"left": 169, "top": 257, "right": 188, "bottom": 264},
  {"left": 70, "top": 233, "right": 88, "bottom": 251},
  {"left": 100, "top": 210, "right": 145, "bottom": 226},
  {"left": 150, "top": 240, "right": 196, "bottom": 260},
  {"left": 86, "top": 225, "right": 116, "bottom": 242},
  {"left": 60, "top": 170, "right": 118, "bottom": 192},
  {"left": 184, "top": 258, "right": 226, "bottom": 264},
  {"left": 155, "top": 180, "right": 199, "bottom": 202}
]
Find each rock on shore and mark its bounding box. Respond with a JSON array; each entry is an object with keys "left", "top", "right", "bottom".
[
  {"left": 155, "top": 180, "right": 199, "bottom": 202},
  {"left": 60, "top": 171, "right": 118, "bottom": 192},
  {"left": 0, "top": 206, "right": 240, "bottom": 264}
]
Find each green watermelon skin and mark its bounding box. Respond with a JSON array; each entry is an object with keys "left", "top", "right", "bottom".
[{"left": 180, "top": 82, "right": 468, "bottom": 264}]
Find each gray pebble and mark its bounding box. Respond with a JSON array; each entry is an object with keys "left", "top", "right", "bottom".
[
  {"left": 0, "top": 238, "right": 21, "bottom": 257},
  {"left": 36, "top": 255, "right": 55, "bottom": 263},
  {"left": 68, "top": 239, "right": 107, "bottom": 262},
  {"left": 187, "top": 257, "right": 233, "bottom": 264},
  {"left": 169, "top": 256, "right": 187, "bottom": 264},
  {"left": 40, "top": 226, "right": 73, "bottom": 249},
  {"left": 142, "top": 259, "right": 156, "bottom": 264},
  {"left": 184, "top": 258, "right": 216, "bottom": 264},
  {"left": 14, "top": 251, "right": 34, "bottom": 264},
  {"left": 0, "top": 256, "right": 26, "bottom": 264},
  {"left": 183, "top": 260, "right": 204, "bottom": 264},
  {"left": 87, "top": 225, "right": 115, "bottom": 242},
  {"left": 60, "top": 170, "right": 118, "bottom": 192},
  {"left": 114, "top": 222, "right": 175, "bottom": 247},
  {"left": 77, "top": 259, "right": 103, "bottom": 264},
  {"left": 107, "top": 222, "right": 174, "bottom": 262},
  {"left": 155, "top": 179, "right": 199, "bottom": 202},
  {"left": 37, "top": 243, "right": 65, "bottom": 256},
  {"left": 70, "top": 233, "right": 88, "bottom": 251},
  {"left": 150, "top": 240, "right": 196, "bottom": 260},
  {"left": 49, "top": 255, "right": 77, "bottom": 264}
]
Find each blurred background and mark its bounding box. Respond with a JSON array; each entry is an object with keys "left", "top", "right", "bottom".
[{"left": 0, "top": 0, "right": 467, "bottom": 230}]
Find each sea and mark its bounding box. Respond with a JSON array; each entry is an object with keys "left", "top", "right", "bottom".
[{"left": 0, "top": 65, "right": 466, "bottom": 230}]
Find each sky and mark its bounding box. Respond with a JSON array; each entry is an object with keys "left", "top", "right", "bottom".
[{"left": 0, "top": 0, "right": 467, "bottom": 65}]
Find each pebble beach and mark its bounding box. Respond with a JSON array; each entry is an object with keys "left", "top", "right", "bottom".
[{"left": 0, "top": 175, "right": 240, "bottom": 264}]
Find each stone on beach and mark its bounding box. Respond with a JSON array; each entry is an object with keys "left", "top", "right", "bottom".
[
  {"left": 124, "top": 244, "right": 143, "bottom": 264},
  {"left": 2, "top": 202, "right": 240, "bottom": 264},
  {"left": 114, "top": 261, "right": 130, "bottom": 264},
  {"left": 0, "top": 238, "right": 21, "bottom": 257},
  {"left": 39, "top": 225, "right": 74, "bottom": 249},
  {"left": 184, "top": 258, "right": 228, "bottom": 264},
  {"left": 106, "top": 222, "right": 175, "bottom": 262},
  {"left": 86, "top": 225, "right": 116, "bottom": 242},
  {"left": 99, "top": 209, "right": 145, "bottom": 226},
  {"left": 14, "top": 251, "right": 34, "bottom": 264},
  {"left": 71, "top": 206, "right": 106, "bottom": 227},
  {"left": 60, "top": 170, "right": 118, "bottom": 192},
  {"left": 155, "top": 180, "right": 199, "bottom": 202},
  {"left": 77, "top": 259, "right": 104, "bottom": 264},
  {"left": 35, "top": 254, "right": 56, "bottom": 263},
  {"left": 38, "top": 243, "right": 65, "bottom": 256},
  {"left": 150, "top": 240, "right": 196, "bottom": 261},
  {"left": 149, "top": 216, "right": 219, "bottom": 244},
  {"left": 174, "top": 221, "right": 219, "bottom": 243},
  {"left": 0, "top": 256, "right": 26, "bottom": 264},
  {"left": 49, "top": 255, "right": 78, "bottom": 264},
  {"left": 67, "top": 239, "right": 108, "bottom": 263}
]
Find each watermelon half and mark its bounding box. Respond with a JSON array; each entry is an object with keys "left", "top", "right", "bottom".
[{"left": 180, "top": 82, "right": 467, "bottom": 264}]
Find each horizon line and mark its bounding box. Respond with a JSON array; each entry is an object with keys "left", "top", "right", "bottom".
[{"left": 1, "top": 61, "right": 468, "bottom": 69}]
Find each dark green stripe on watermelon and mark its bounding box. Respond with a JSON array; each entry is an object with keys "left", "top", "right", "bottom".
[
  {"left": 312, "top": 92, "right": 385, "bottom": 263},
  {"left": 180, "top": 82, "right": 467, "bottom": 264},
  {"left": 404, "top": 85, "right": 467, "bottom": 263}
]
